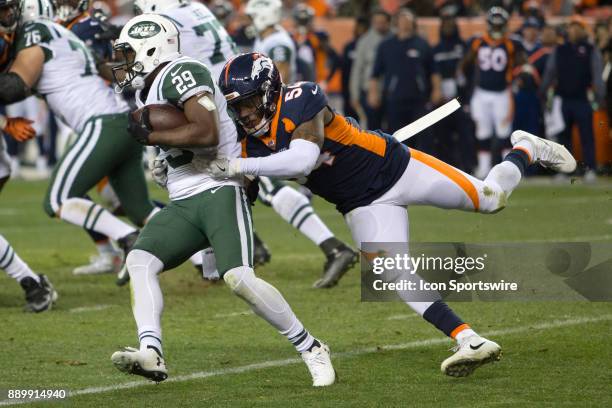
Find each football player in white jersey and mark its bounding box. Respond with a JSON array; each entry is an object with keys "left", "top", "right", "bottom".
[
  {"left": 136, "top": 0, "right": 356, "bottom": 288},
  {"left": 0, "top": 0, "right": 58, "bottom": 312},
  {"left": 0, "top": 0, "right": 159, "bottom": 270},
  {"left": 109, "top": 14, "right": 335, "bottom": 386}
]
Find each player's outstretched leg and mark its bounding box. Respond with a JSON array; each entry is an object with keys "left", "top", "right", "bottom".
[
  {"left": 224, "top": 266, "right": 336, "bottom": 386},
  {"left": 260, "top": 178, "right": 357, "bottom": 288},
  {"left": 0, "top": 234, "right": 58, "bottom": 312},
  {"left": 111, "top": 249, "right": 167, "bottom": 382}
]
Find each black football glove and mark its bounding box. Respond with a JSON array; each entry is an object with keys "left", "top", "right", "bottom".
[
  {"left": 128, "top": 108, "right": 152, "bottom": 145},
  {"left": 245, "top": 176, "right": 260, "bottom": 205},
  {"left": 94, "top": 19, "right": 122, "bottom": 41}
]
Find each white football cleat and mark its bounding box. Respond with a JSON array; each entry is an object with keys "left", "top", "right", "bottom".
[
  {"left": 301, "top": 342, "right": 336, "bottom": 387},
  {"left": 441, "top": 335, "right": 501, "bottom": 377},
  {"left": 73, "top": 252, "right": 122, "bottom": 275},
  {"left": 511, "top": 130, "right": 577, "bottom": 173},
  {"left": 111, "top": 347, "right": 168, "bottom": 382}
]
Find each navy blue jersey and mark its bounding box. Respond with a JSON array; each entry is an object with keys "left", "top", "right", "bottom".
[
  {"left": 242, "top": 81, "right": 411, "bottom": 215},
  {"left": 372, "top": 35, "right": 433, "bottom": 102},
  {"left": 62, "top": 13, "right": 112, "bottom": 61},
  {"left": 432, "top": 39, "right": 465, "bottom": 79},
  {"left": 469, "top": 34, "right": 523, "bottom": 91},
  {"left": 0, "top": 32, "right": 14, "bottom": 72}
]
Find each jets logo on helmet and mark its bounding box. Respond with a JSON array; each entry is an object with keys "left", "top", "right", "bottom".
[
  {"left": 128, "top": 21, "right": 162, "bottom": 39},
  {"left": 112, "top": 14, "right": 181, "bottom": 91},
  {"left": 219, "top": 52, "right": 282, "bottom": 138}
]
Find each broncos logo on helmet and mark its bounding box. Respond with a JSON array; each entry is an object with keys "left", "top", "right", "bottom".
[{"left": 219, "top": 53, "right": 282, "bottom": 138}]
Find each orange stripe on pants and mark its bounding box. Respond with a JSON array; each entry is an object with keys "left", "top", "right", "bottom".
[{"left": 409, "top": 149, "right": 480, "bottom": 211}]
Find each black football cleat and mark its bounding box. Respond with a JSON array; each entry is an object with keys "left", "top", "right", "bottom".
[
  {"left": 253, "top": 232, "right": 271, "bottom": 267},
  {"left": 314, "top": 243, "right": 358, "bottom": 288},
  {"left": 116, "top": 231, "right": 139, "bottom": 286},
  {"left": 21, "top": 274, "right": 58, "bottom": 313}
]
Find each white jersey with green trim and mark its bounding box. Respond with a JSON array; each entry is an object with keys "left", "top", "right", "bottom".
[
  {"left": 162, "top": 2, "right": 237, "bottom": 81},
  {"left": 253, "top": 27, "right": 297, "bottom": 83},
  {"left": 16, "top": 19, "right": 128, "bottom": 133},
  {"left": 135, "top": 56, "right": 241, "bottom": 200}
]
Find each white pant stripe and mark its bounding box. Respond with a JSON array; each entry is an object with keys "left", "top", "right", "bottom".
[
  {"left": 49, "top": 121, "right": 93, "bottom": 213},
  {"left": 60, "top": 119, "right": 103, "bottom": 204},
  {"left": 234, "top": 187, "right": 249, "bottom": 266}
]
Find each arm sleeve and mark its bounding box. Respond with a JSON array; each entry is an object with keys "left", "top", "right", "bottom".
[
  {"left": 235, "top": 138, "right": 320, "bottom": 178},
  {"left": 591, "top": 48, "right": 606, "bottom": 104}
]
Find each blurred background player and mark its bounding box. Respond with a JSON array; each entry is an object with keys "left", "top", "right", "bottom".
[
  {"left": 461, "top": 7, "right": 525, "bottom": 179},
  {"left": 340, "top": 15, "right": 368, "bottom": 120},
  {"left": 540, "top": 15, "right": 605, "bottom": 183},
  {"left": 0, "top": 0, "right": 58, "bottom": 312},
  {"left": 240, "top": 0, "right": 357, "bottom": 288},
  {"left": 292, "top": 3, "right": 340, "bottom": 90}
]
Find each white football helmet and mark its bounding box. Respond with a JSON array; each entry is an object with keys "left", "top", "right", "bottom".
[
  {"left": 133, "top": 0, "right": 183, "bottom": 14},
  {"left": 245, "top": 0, "right": 281, "bottom": 33},
  {"left": 113, "top": 14, "right": 180, "bottom": 90},
  {"left": 21, "top": 0, "right": 53, "bottom": 22}
]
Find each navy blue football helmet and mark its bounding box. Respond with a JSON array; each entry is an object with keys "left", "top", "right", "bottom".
[
  {"left": 219, "top": 52, "right": 282, "bottom": 138},
  {"left": 486, "top": 7, "right": 509, "bottom": 39}
]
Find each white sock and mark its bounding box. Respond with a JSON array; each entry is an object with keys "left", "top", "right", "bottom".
[
  {"left": 224, "top": 266, "right": 315, "bottom": 353},
  {"left": 455, "top": 328, "right": 478, "bottom": 343},
  {"left": 0, "top": 234, "right": 40, "bottom": 283},
  {"left": 271, "top": 186, "right": 333, "bottom": 245},
  {"left": 60, "top": 197, "right": 137, "bottom": 241},
  {"left": 485, "top": 161, "right": 522, "bottom": 196},
  {"left": 127, "top": 249, "right": 164, "bottom": 355},
  {"left": 477, "top": 151, "right": 492, "bottom": 176}
]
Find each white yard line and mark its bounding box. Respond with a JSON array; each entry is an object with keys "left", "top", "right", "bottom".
[
  {"left": 68, "top": 304, "right": 113, "bottom": 313},
  {"left": 212, "top": 310, "right": 255, "bottom": 318},
  {"left": 386, "top": 314, "right": 419, "bottom": 320},
  {"left": 1, "top": 314, "right": 610, "bottom": 406}
]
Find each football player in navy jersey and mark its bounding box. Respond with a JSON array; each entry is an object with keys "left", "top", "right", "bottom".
[
  {"left": 460, "top": 7, "right": 526, "bottom": 179},
  {"left": 204, "top": 52, "right": 578, "bottom": 377}
]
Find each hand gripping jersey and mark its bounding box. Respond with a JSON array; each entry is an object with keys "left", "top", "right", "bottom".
[
  {"left": 61, "top": 12, "right": 113, "bottom": 62},
  {"left": 15, "top": 19, "right": 129, "bottom": 132},
  {"left": 162, "top": 2, "right": 238, "bottom": 80},
  {"left": 253, "top": 27, "right": 297, "bottom": 83},
  {"left": 469, "top": 34, "right": 523, "bottom": 92},
  {"left": 241, "top": 81, "right": 410, "bottom": 214},
  {"left": 135, "top": 56, "right": 241, "bottom": 200}
]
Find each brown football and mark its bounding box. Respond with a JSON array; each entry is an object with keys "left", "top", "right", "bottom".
[{"left": 132, "top": 104, "right": 189, "bottom": 131}]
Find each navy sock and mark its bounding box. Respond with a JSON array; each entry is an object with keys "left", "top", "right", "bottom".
[
  {"left": 422, "top": 300, "right": 465, "bottom": 337},
  {"left": 503, "top": 149, "right": 530, "bottom": 176}
]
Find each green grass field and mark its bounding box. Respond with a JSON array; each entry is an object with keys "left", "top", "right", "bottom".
[{"left": 1, "top": 179, "right": 612, "bottom": 407}]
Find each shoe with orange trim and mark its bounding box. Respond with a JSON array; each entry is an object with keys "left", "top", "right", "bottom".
[{"left": 511, "top": 130, "right": 577, "bottom": 173}]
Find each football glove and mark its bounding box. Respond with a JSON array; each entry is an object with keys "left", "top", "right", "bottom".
[
  {"left": 207, "top": 157, "right": 241, "bottom": 179},
  {"left": 128, "top": 108, "right": 152, "bottom": 145},
  {"left": 0, "top": 116, "right": 36, "bottom": 142},
  {"left": 150, "top": 158, "right": 168, "bottom": 189},
  {"left": 245, "top": 176, "right": 260, "bottom": 205}
]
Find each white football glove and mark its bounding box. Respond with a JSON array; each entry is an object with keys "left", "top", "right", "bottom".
[
  {"left": 150, "top": 158, "right": 168, "bottom": 189},
  {"left": 207, "top": 157, "right": 241, "bottom": 179}
]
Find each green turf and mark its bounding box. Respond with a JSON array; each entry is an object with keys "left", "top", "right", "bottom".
[{"left": 1, "top": 179, "right": 611, "bottom": 407}]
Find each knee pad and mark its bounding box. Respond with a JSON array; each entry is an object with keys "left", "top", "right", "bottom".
[
  {"left": 270, "top": 186, "right": 310, "bottom": 224},
  {"left": 223, "top": 266, "right": 288, "bottom": 314},
  {"left": 126, "top": 249, "right": 163, "bottom": 278}
]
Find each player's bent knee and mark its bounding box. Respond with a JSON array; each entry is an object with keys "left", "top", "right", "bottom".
[
  {"left": 477, "top": 183, "right": 508, "bottom": 214},
  {"left": 126, "top": 249, "right": 164, "bottom": 278},
  {"left": 223, "top": 266, "right": 288, "bottom": 314}
]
